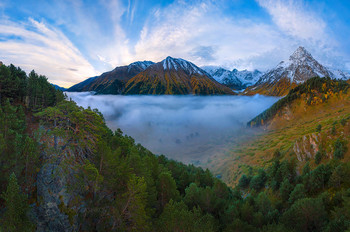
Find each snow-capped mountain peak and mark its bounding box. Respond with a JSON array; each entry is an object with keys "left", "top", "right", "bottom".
[
  {"left": 289, "top": 46, "right": 312, "bottom": 61},
  {"left": 128, "top": 61, "right": 154, "bottom": 71},
  {"left": 246, "top": 46, "right": 349, "bottom": 96},
  {"left": 257, "top": 46, "right": 333, "bottom": 85},
  {"left": 161, "top": 56, "right": 205, "bottom": 75}
]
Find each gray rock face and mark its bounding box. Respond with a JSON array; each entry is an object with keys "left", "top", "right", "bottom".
[
  {"left": 293, "top": 133, "right": 320, "bottom": 162},
  {"left": 255, "top": 46, "right": 334, "bottom": 86},
  {"left": 35, "top": 160, "right": 73, "bottom": 232}
]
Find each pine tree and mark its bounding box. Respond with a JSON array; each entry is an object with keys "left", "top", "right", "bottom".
[
  {"left": 288, "top": 184, "right": 306, "bottom": 205},
  {"left": 238, "top": 174, "right": 251, "bottom": 189},
  {"left": 0, "top": 100, "right": 26, "bottom": 188},
  {"left": 1, "top": 173, "right": 33, "bottom": 231},
  {"left": 280, "top": 178, "right": 293, "bottom": 202},
  {"left": 315, "top": 151, "right": 323, "bottom": 164},
  {"left": 120, "top": 174, "right": 150, "bottom": 231},
  {"left": 282, "top": 198, "right": 327, "bottom": 232},
  {"left": 334, "top": 138, "right": 347, "bottom": 160},
  {"left": 157, "top": 171, "right": 180, "bottom": 209}
]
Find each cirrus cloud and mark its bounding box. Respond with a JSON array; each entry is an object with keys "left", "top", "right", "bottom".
[
  {"left": 132, "top": 1, "right": 291, "bottom": 70},
  {"left": 0, "top": 18, "right": 98, "bottom": 87},
  {"left": 257, "top": 0, "right": 326, "bottom": 39}
]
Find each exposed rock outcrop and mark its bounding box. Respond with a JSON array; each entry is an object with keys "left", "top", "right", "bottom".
[{"left": 293, "top": 133, "right": 320, "bottom": 161}]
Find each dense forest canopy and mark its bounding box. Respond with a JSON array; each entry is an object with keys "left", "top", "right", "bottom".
[{"left": 0, "top": 63, "right": 350, "bottom": 231}]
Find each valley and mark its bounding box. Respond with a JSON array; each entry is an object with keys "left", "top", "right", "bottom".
[
  {"left": 66, "top": 92, "right": 279, "bottom": 164},
  {"left": 2, "top": 0, "right": 350, "bottom": 230},
  {"left": 1, "top": 54, "right": 350, "bottom": 231},
  {"left": 65, "top": 46, "right": 350, "bottom": 188}
]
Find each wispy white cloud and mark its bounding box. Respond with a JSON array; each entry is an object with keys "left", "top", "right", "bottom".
[
  {"left": 256, "top": 0, "right": 326, "bottom": 41},
  {"left": 0, "top": 18, "right": 97, "bottom": 87},
  {"left": 96, "top": 0, "right": 131, "bottom": 68},
  {"left": 126, "top": 0, "right": 137, "bottom": 24},
  {"left": 131, "top": 1, "right": 292, "bottom": 70}
]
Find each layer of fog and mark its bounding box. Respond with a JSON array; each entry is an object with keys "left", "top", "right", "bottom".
[{"left": 66, "top": 93, "right": 279, "bottom": 164}]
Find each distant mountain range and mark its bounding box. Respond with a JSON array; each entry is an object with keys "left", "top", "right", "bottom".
[
  {"left": 68, "top": 57, "right": 233, "bottom": 95},
  {"left": 202, "top": 66, "right": 262, "bottom": 90},
  {"left": 51, "top": 84, "right": 67, "bottom": 91},
  {"left": 68, "top": 46, "right": 350, "bottom": 96}
]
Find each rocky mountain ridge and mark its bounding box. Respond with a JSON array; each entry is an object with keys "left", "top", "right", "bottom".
[
  {"left": 123, "top": 56, "right": 234, "bottom": 95},
  {"left": 202, "top": 66, "right": 262, "bottom": 90},
  {"left": 244, "top": 46, "right": 350, "bottom": 96},
  {"left": 69, "top": 57, "right": 233, "bottom": 95},
  {"left": 68, "top": 61, "right": 154, "bottom": 94},
  {"left": 68, "top": 47, "right": 350, "bottom": 96}
]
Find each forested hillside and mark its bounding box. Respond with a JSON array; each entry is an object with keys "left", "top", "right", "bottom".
[{"left": 1, "top": 64, "right": 350, "bottom": 231}]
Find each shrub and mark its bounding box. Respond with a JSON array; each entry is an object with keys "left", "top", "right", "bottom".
[
  {"left": 316, "top": 124, "right": 322, "bottom": 133},
  {"left": 238, "top": 174, "right": 251, "bottom": 189},
  {"left": 331, "top": 125, "right": 336, "bottom": 135},
  {"left": 273, "top": 149, "right": 281, "bottom": 159},
  {"left": 340, "top": 118, "right": 347, "bottom": 126}
]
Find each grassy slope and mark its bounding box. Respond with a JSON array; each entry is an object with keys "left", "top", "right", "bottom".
[{"left": 207, "top": 80, "right": 350, "bottom": 188}]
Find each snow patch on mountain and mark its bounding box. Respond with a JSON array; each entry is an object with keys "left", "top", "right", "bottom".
[
  {"left": 232, "top": 69, "right": 263, "bottom": 86},
  {"left": 162, "top": 56, "right": 205, "bottom": 75},
  {"left": 129, "top": 61, "right": 154, "bottom": 71},
  {"left": 255, "top": 46, "right": 336, "bottom": 85},
  {"left": 331, "top": 69, "right": 350, "bottom": 80},
  {"left": 202, "top": 66, "right": 262, "bottom": 89}
]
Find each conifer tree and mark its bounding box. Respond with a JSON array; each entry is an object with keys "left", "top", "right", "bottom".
[
  {"left": 1, "top": 173, "right": 33, "bottom": 232},
  {"left": 0, "top": 100, "right": 26, "bottom": 189}
]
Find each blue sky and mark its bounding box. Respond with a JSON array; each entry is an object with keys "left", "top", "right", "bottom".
[{"left": 0, "top": 0, "right": 350, "bottom": 87}]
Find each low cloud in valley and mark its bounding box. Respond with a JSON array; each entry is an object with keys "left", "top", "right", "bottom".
[{"left": 67, "top": 93, "right": 279, "bottom": 164}]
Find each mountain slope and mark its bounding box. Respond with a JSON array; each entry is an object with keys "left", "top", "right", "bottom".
[
  {"left": 202, "top": 67, "right": 243, "bottom": 89},
  {"left": 244, "top": 46, "right": 337, "bottom": 96},
  {"left": 68, "top": 61, "right": 154, "bottom": 94},
  {"left": 202, "top": 66, "right": 262, "bottom": 90},
  {"left": 124, "top": 57, "right": 234, "bottom": 95},
  {"left": 208, "top": 77, "right": 350, "bottom": 187},
  {"left": 248, "top": 76, "right": 349, "bottom": 127},
  {"left": 67, "top": 76, "right": 99, "bottom": 92},
  {"left": 51, "top": 84, "right": 67, "bottom": 91},
  {"left": 233, "top": 69, "right": 262, "bottom": 86}
]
